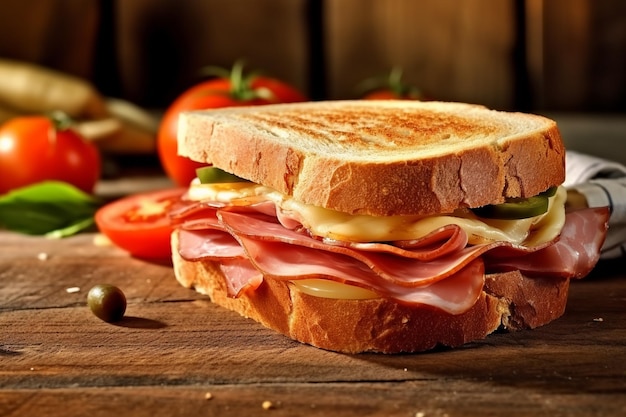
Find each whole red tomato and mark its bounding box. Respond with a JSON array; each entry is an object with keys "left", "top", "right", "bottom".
[
  {"left": 158, "top": 62, "right": 307, "bottom": 187},
  {"left": 0, "top": 114, "right": 101, "bottom": 194}
]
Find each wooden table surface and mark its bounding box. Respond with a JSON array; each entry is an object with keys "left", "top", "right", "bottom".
[{"left": 1, "top": 178, "right": 625, "bottom": 417}]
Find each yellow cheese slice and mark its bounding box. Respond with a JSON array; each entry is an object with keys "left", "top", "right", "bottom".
[{"left": 188, "top": 180, "right": 566, "bottom": 247}]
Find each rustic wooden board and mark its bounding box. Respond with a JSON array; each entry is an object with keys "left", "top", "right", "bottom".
[
  {"left": 1, "top": 231, "right": 625, "bottom": 416},
  {"left": 1, "top": 380, "right": 624, "bottom": 417}
]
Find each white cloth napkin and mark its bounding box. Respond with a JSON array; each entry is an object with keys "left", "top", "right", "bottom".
[{"left": 565, "top": 150, "right": 626, "bottom": 259}]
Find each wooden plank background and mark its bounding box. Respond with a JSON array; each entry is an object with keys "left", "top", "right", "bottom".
[
  {"left": 325, "top": 0, "right": 518, "bottom": 109},
  {"left": 0, "top": 0, "right": 624, "bottom": 112}
]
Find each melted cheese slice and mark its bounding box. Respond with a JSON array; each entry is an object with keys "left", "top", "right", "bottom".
[
  {"left": 291, "top": 279, "right": 379, "bottom": 299},
  {"left": 187, "top": 179, "right": 566, "bottom": 247}
]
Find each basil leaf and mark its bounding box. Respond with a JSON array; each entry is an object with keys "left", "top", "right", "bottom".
[
  {"left": 0, "top": 181, "right": 102, "bottom": 237},
  {"left": 45, "top": 217, "right": 96, "bottom": 239}
]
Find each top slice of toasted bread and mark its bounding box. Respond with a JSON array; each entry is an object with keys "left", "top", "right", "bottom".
[{"left": 177, "top": 100, "right": 565, "bottom": 216}]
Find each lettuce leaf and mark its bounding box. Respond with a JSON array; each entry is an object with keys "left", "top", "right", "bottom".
[{"left": 0, "top": 181, "right": 102, "bottom": 238}]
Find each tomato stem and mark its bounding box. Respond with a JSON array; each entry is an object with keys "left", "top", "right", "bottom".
[
  {"left": 356, "top": 66, "right": 424, "bottom": 99},
  {"left": 48, "top": 111, "right": 74, "bottom": 131},
  {"left": 198, "top": 60, "right": 275, "bottom": 102}
]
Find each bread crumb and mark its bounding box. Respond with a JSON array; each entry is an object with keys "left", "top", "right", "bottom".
[
  {"left": 593, "top": 317, "right": 604, "bottom": 322},
  {"left": 415, "top": 412, "right": 426, "bottom": 417},
  {"left": 93, "top": 234, "right": 112, "bottom": 247},
  {"left": 204, "top": 392, "right": 213, "bottom": 400},
  {"left": 65, "top": 287, "right": 80, "bottom": 294},
  {"left": 37, "top": 252, "right": 49, "bottom": 261},
  {"left": 262, "top": 400, "right": 274, "bottom": 410}
]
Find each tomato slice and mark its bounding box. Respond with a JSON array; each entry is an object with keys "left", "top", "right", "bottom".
[{"left": 95, "top": 188, "right": 186, "bottom": 259}]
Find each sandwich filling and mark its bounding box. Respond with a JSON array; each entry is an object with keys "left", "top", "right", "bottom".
[
  {"left": 185, "top": 180, "right": 566, "bottom": 247},
  {"left": 170, "top": 178, "right": 608, "bottom": 315}
]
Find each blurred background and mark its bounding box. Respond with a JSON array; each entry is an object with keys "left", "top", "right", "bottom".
[{"left": 0, "top": 0, "right": 624, "bottom": 164}]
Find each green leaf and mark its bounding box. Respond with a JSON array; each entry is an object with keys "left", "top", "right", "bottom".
[
  {"left": 0, "top": 181, "right": 102, "bottom": 237},
  {"left": 45, "top": 217, "right": 96, "bottom": 239}
]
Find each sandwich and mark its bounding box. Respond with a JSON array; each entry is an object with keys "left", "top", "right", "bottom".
[{"left": 169, "top": 100, "right": 609, "bottom": 353}]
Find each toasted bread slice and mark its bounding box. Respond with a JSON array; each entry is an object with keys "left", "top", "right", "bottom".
[{"left": 177, "top": 100, "right": 565, "bottom": 216}]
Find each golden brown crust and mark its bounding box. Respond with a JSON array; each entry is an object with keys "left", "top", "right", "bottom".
[
  {"left": 171, "top": 231, "right": 570, "bottom": 354},
  {"left": 177, "top": 100, "right": 565, "bottom": 216}
]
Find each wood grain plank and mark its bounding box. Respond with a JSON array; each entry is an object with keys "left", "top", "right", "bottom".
[
  {"left": 2, "top": 292, "right": 625, "bottom": 388},
  {"left": 0, "top": 0, "right": 99, "bottom": 79},
  {"left": 325, "top": 0, "right": 517, "bottom": 108},
  {"left": 112, "top": 0, "right": 310, "bottom": 107},
  {"left": 1, "top": 381, "right": 625, "bottom": 417},
  {"left": 530, "top": 0, "right": 626, "bottom": 111},
  {"left": 0, "top": 233, "right": 197, "bottom": 310}
]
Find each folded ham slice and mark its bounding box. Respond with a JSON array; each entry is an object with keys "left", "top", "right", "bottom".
[{"left": 173, "top": 199, "right": 609, "bottom": 315}]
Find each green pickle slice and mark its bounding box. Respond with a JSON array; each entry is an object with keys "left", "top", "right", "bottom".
[
  {"left": 539, "top": 186, "right": 558, "bottom": 197},
  {"left": 472, "top": 187, "right": 556, "bottom": 220},
  {"left": 196, "top": 166, "right": 248, "bottom": 184}
]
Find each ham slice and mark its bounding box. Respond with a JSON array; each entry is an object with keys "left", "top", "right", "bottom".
[
  {"left": 174, "top": 198, "right": 609, "bottom": 314},
  {"left": 179, "top": 228, "right": 244, "bottom": 260},
  {"left": 178, "top": 224, "right": 485, "bottom": 314},
  {"left": 485, "top": 207, "right": 609, "bottom": 278},
  {"left": 217, "top": 210, "right": 481, "bottom": 286}
]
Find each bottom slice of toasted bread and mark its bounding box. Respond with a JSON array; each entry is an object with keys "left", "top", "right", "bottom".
[{"left": 171, "top": 230, "right": 570, "bottom": 354}]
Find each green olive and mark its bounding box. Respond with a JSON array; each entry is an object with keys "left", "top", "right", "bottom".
[
  {"left": 87, "top": 284, "right": 127, "bottom": 322},
  {"left": 196, "top": 166, "right": 248, "bottom": 184}
]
